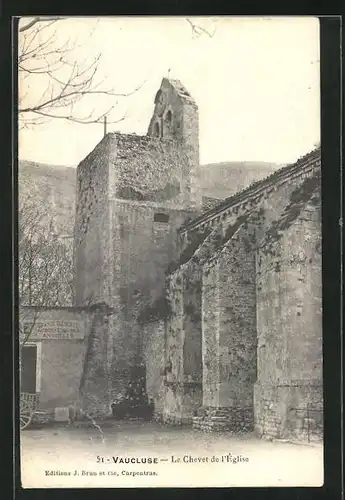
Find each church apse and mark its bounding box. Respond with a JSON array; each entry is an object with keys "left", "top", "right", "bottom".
[{"left": 73, "top": 76, "right": 322, "bottom": 442}]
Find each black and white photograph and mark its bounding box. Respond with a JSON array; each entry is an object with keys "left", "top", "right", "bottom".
[{"left": 18, "top": 16, "right": 323, "bottom": 488}]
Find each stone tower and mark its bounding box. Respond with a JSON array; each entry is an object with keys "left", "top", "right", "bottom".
[
  {"left": 147, "top": 78, "right": 200, "bottom": 208},
  {"left": 73, "top": 78, "right": 201, "bottom": 413}
]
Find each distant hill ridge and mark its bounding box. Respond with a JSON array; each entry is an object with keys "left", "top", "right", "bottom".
[
  {"left": 19, "top": 160, "right": 77, "bottom": 235},
  {"left": 19, "top": 160, "right": 76, "bottom": 179},
  {"left": 198, "top": 161, "right": 282, "bottom": 200},
  {"left": 18, "top": 159, "right": 281, "bottom": 233}
]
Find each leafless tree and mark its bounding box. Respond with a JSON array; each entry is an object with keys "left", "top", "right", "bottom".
[
  {"left": 18, "top": 16, "right": 145, "bottom": 128},
  {"left": 19, "top": 195, "right": 75, "bottom": 346},
  {"left": 18, "top": 16, "right": 217, "bottom": 129}
]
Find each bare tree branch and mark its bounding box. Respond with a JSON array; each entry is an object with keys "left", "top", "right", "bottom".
[
  {"left": 19, "top": 195, "right": 75, "bottom": 334},
  {"left": 20, "top": 84, "right": 145, "bottom": 114},
  {"left": 186, "top": 18, "right": 216, "bottom": 38},
  {"left": 19, "top": 307, "right": 42, "bottom": 348},
  {"left": 18, "top": 18, "right": 146, "bottom": 127},
  {"left": 19, "top": 17, "right": 64, "bottom": 33},
  {"left": 25, "top": 107, "right": 128, "bottom": 125},
  {"left": 18, "top": 18, "right": 212, "bottom": 128}
]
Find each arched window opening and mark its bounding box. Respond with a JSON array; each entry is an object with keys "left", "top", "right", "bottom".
[
  {"left": 153, "top": 122, "right": 160, "bottom": 137},
  {"left": 165, "top": 110, "right": 172, "bottom": 124},
  {"left": 154, "top": 89, "right": 162, "bottom": 104}
]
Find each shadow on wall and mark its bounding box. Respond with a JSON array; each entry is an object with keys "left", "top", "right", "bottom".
[
  {"left": 110, "top": 365, "right": 155, "bottom": 421},
  {"left": 116, "top": 181, "right": 181, "bottom": 202}
]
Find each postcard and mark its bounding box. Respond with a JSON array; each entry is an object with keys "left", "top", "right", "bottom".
[{"left": 18, "top": 16, "right": 323, "bottom": 488}]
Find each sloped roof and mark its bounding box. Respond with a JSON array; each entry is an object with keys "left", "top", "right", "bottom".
[
  {"left": 180, "top": 147, "right": 321, "bottom": 233},
  {"left": 154, "top": 78, "right": 197, "bottom": 105},
  {"left": 198, "top": 161, "right": 280, "bottom": 200},
  {"left": 168, "top": 79, "right": 195, "bottom": 101}
]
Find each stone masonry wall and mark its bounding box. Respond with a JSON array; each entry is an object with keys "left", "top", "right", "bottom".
[
  {"left": 217, "top": 224, "right": 257, "bottom": 430},
  {"left": 255, "top": 175, "right": 322, "bottom": 440},
  {"left": 74, "top": 130, "right": 198, "bottom": 404},
  {"left": 194, "top": 223, "right": 257, "bottom": 432},
  {"left": 73, "top": 79, "right": 201, "bottom": 411},
  {"left": 74, "top": 135, "right": 118, "bottom": 413},
  {"left": 192, "top": 154, "right": 321, "bottom": 436},
  {"left": 163, "top": 269, "right": 184, "bottom": 424},
  {"left": 112, "top": 133, "right": 195, "bottom": 208},
  {"left": 150, "top": 261, "right": 203, "bottom": 426},
  {"left": 180, "top": 101, "right": 201, "bottom": 209},
  {"left": 181, "top": 261, "right": 203, "bottom": 423},
  {"left": 79, "top": 307, "right": 112, "bottom": 416},
  {"left": 142, "top": 320, "right": 165, "bottom": 422},
  {"left": 148, "top": 78, "right": 188, "bottom": 141},
  {"left": 201, "top": 260, "right": 220, "bottom": 408},
  {"left": 183, "top": 262, "right": 202, "bottom": 383},
  {"left": 146, "top": 78, "right": 201, "bottom": 209},
  {"left": 74, "top": 135, "right": 112, "bottom": 307},
  {"left": 107, "top": 200, "right": 194, "bottom": 398}
]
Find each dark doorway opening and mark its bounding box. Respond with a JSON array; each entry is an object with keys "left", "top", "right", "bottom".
[{"left": 111, "top": 364, "right": 154, "bottom": 420}]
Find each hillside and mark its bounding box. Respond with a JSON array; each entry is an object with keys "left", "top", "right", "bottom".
[
  {"left": 198, "top": 161, "right": 281, "bottom": 200},
  {"left": 18, "top": 159, "right": 281, "bottom": 234},
  {"left": 19, "top": 160, "right": 77, "bottom": 235}
]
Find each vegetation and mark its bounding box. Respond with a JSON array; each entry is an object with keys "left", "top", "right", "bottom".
[
  {"left": 137, "top": 295, "right": 172, "bottom": 324},
  {"left": 19, "top": 195, "right": 74, "bottom": 345}
]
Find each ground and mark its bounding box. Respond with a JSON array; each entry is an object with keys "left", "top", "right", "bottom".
[{"left": 20, "top": 420, "right": 323, "bottom": 488}]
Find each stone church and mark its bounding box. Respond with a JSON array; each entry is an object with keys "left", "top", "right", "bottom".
[{"left": 22, "top": 78, "right": 323, "bottom": 441}]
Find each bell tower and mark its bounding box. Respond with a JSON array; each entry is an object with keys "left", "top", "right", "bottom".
[
  {"left": 148, "top": 78, "right": 199, "bottom": 141},
  {"left": 147, "top": 78, "right": 201, "bottom": 209}
]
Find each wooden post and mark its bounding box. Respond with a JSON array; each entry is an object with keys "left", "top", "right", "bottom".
[{"left": 104, "top": 116, "right": 107, "bottom": 137}]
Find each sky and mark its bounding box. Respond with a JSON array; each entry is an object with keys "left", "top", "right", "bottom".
[{"left": 19, "top": 16, "right": 320, "bottom": 167}]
